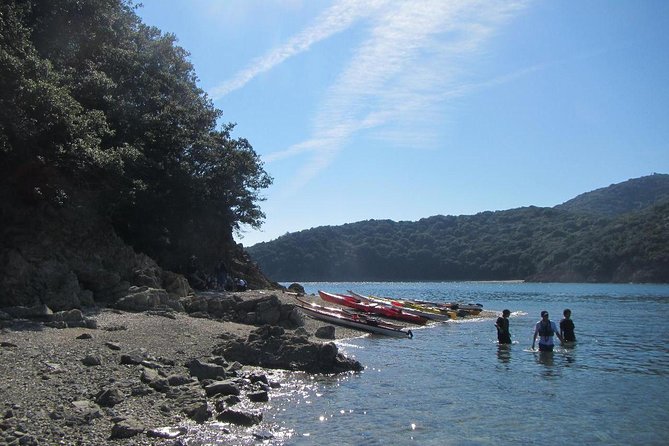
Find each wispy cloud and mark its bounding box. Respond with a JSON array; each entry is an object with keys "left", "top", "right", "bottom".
[
  {"left": 209, "top": 0, "right": 387, "bottom": 99},
  {"left": 214, "top": 0, "right": 530, "bottom": 194}
]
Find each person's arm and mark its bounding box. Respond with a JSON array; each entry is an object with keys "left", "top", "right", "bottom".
[
  {"left": 532, "top": 325, "right": 538, "bottom": 349},
  {"left": 495, "top": 318, "right": 504, "bottom": 333},
  {"left": 559, "top": 320, "right": 565, "bottom": 339},
  {"left": 554, "top": 322, "right": 565, "bottom": 345}
]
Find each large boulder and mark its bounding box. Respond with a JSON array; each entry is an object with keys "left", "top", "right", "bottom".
[
  {"left": 216, "top": 409, "right": 262, "bottom": 426},
  {"left": 115, "top": 287, "right": 184, "bottom": 312},
  {"left": 186, "top": 359, "right": 230, "bottom": 381},
  {"left": 213, "top": 326, "right": 363, "bottom": 374}
]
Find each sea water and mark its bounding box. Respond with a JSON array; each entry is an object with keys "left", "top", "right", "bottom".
[{"left": 190, "top": 282, "right": 669, "bottom": 445}]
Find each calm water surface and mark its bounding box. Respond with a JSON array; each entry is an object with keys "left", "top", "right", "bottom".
[{"left": 192, "top": 282, "right": 669, "bottom": 445}]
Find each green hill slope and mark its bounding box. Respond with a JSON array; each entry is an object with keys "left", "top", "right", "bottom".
[
  {"left": 555, "top": 173, "right": 669, "bottom": 216},
  {"left": 247, "top": 175, "right": 669, "bottom": 283}
]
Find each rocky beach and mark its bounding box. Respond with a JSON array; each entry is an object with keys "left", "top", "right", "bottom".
[{"left": 0, "top": 290, "right": 366, "bottom": 446}]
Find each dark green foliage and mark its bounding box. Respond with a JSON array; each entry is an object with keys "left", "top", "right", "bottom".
[
  {"left": 248, "top": 175, "right": 669, "bottom": 283},
  {"left": 1, "top": 0, "right": 271, "bottom": 275},
  {"left": 555, "top": 173, "right": 669, "bottom": 216}
]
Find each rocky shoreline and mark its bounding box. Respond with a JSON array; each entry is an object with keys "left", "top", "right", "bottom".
[{"left": 0, "top": 290, "right": 366, "bottom": 445}]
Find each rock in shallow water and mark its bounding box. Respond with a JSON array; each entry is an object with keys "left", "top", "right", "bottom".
[
  {"left": 110, "top": 418, "right": 144, "bottom": 439},
  {"left": 147, "top": 426, "right": 188, "bottom": 439},
  {"left": 216, "top": 408, "right": 262, "bottom": 426},
  {"left": 213, "top": 325, "right": 363, "bottom": 373}
]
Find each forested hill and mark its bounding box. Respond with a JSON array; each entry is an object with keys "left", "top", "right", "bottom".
[
  {"left": 555, "top": 173, "right": 669, "bottom": 216},
  {"left": 247, "top": 174, "right": 669, "bottom": 283},
  {"left": 1, "top": 0, "right": 275, "bottom": 310}
]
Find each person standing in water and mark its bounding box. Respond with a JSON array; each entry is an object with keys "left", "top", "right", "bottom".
[
  {"left": 532, "top": 311, "right": 564, "bottom": 352},
  {"left": 560, "top": 309, "right": 576, "bottom": 342},
  {"left": 495, "top": 309, "right": 512, "bottom": 344}
]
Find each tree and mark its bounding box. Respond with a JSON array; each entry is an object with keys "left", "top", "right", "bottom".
[{"left": 1, "top": 0, "right": 272, "bottom": 278}]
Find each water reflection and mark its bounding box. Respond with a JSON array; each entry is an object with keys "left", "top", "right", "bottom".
[
  {"left": 536, "top": 350, "right": 554, "bottom": 367},
  {"left": 530, "top": 349, "right": 562, "bottom": 380},
  {"left": 562, "top": 343, "right": 577, "bottom": 366},
  {"left": 497, "top": 344, "right": 511, "bottom": 364}
]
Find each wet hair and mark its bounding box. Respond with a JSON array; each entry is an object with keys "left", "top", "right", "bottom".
[
  {"left": 502, "top": 309, "right": 511, "bottom": 316},
  {"left": 563, "top": 308, "right": 571, "bottom": 316},
  {"left": 540, "top": 310, "right": 548, "bottom": 317}
]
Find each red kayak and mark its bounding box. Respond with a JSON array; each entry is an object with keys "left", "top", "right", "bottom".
[
  {"left": 318, "top": 290, "right": 428, "bottom": 325},
  {"left": 294, "top": 296, "right": 413, "bottom": 338}
]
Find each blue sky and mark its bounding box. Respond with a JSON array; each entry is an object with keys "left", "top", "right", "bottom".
[{"left": 136, "top": 0, "right": 669, "bottom": 246}]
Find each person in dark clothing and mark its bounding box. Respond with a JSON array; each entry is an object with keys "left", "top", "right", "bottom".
[
  {"left": 215, "top": 261, "right": 229, "bottom": 290},
  {"left": 560, "top": 308, "right": 576, "bottom": 342},
  {"left": 495, "top": 309, "right": 512, "bottom": 344}
]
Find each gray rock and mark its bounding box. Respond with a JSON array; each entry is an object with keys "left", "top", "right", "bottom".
[
  {"left": 204, "top": 380, "right": 240, "bottom": 397},
  {"left": 84, "top": 318, "right": 97, "bottom": 329},
  {"left": 115, "top": 287, "right": 168, "bottom": 312},
  {"left": 183, "top": 401, "right": 211, "bottom": 423},
  {"left": 133, "top": 267, "right": 161, "bottom": 289},
  {"left": 249, "top": 373, "right": 269, "bottom": 385},
  {"left": 37, "top": 265, "right": 82, "bottom": 311},
  {"left": 227, "top": 361, "right": 243, "bottom": 374},
  {"left": 186, "top": 359, "right": 228, "bottom": 380},
  {"left": 95, "top": 388, "right": 125, "bottom": 407},
  {"left": 213, "top": 326, "right": 363, "bottom": 374},
  {"left": 287, "top": 283, "right": 305, "bottom": 294},
  {"left": 3, "top": 304, "right": 53, "bottom": 319},
  {"left": 71, "top": 400, "right": 102, "bottom": 419},
  {"left": 294, "top": 327, "right": 309, "bottom": 336},
  {"left": 44, "top": 320, "right": 67, "bottom": 329},
  {"left": 315, "top": 325, "right": 336, "bottom": 339},
  {"left": 120, "top": 353, "right": 143, "bottom": 365},
  {"left": 140, "top": 367, "right": 161, "bottom": 383},
  {"left": 247, "top": 390, "right": 269, "bottom": 402},
  {"left": 161, "top": 270, "right": 192, "bottom": 299},
  {"left": 288, "top": 307, "right": 304, "bottom": 327},
  {"left": 253, "top": 430, "right": 274, "bottom": 440},
  {"left": 216, "top": 409, "right": 262, "bottom": 426},
  {"left": 216, "top": 395, "right": 241, "bottom": 410},
  {"left": 255, "top": 296, "right": 281, "bottom": 325},
  {"left": 49, "top": 309, "right": 83, "bottom": 322},
  {"left": 141, "top": 368, "right": 169, "bottom": 392},
  {"left": 110, "top": 418, "right": 144, "bottom": 439},
  {"left": 167, "top": 374, "right": 194, "bottom": 386},
  {"left": 81, "top": 355, "right": 101, "bottom": 366}
]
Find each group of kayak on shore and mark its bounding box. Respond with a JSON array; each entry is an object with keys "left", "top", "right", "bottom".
[{"left": 495, "top": 308, "right": 576, "bottom": 352}]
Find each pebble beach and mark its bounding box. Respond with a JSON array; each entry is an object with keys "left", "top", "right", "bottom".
[{"left": 0, "top": 290, "right": 363, "bottom": 445}]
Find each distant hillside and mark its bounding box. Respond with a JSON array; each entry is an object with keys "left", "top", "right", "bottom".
[
  {"left": 555, "top": 173, "right": 669, "bottom": 216},
  {"left": 248, "top": 175, "right": 669, "bottom": 283}
]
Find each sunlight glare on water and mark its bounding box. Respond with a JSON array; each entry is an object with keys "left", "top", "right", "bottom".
[{"left": 189, "top": 282, "right": 669, "bottom": 446}]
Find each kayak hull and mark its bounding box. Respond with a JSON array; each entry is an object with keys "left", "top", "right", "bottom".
[
  {"left": 294, "top": 296, "right": 413, "bottom": 338},
  {"left": 348, "top": 291, "right": 457, "bottom": 321},
  {"left": 318, "top": 290, "right": 428, "bottom": 325}
]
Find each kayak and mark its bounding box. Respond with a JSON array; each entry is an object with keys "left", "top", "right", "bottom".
[
  {"left": 413, "top": 299, "right": 483, "bottom": 316},
  {"left": 293, "top": 296, "right": 413, "bottom": 338},
  {"left": 348, "top": 291, "right": 457, "bottom": 321},
  {"left": 318, "top": 290, "right": 428, "bottom": 325}
]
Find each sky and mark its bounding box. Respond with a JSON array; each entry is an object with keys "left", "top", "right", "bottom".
[{"left": 136, "top": 0, "right": 669, "bottom": 246}]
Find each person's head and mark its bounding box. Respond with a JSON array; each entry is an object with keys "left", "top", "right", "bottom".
[
  {"left": 541, "top": 310, "right": 549, "bottom": 319},
  {"left": 563, "top": 308, "right": 571, "bottom": 318},
  {"left": 502, "top": 309, "right": 511, "bottom": 317}
]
